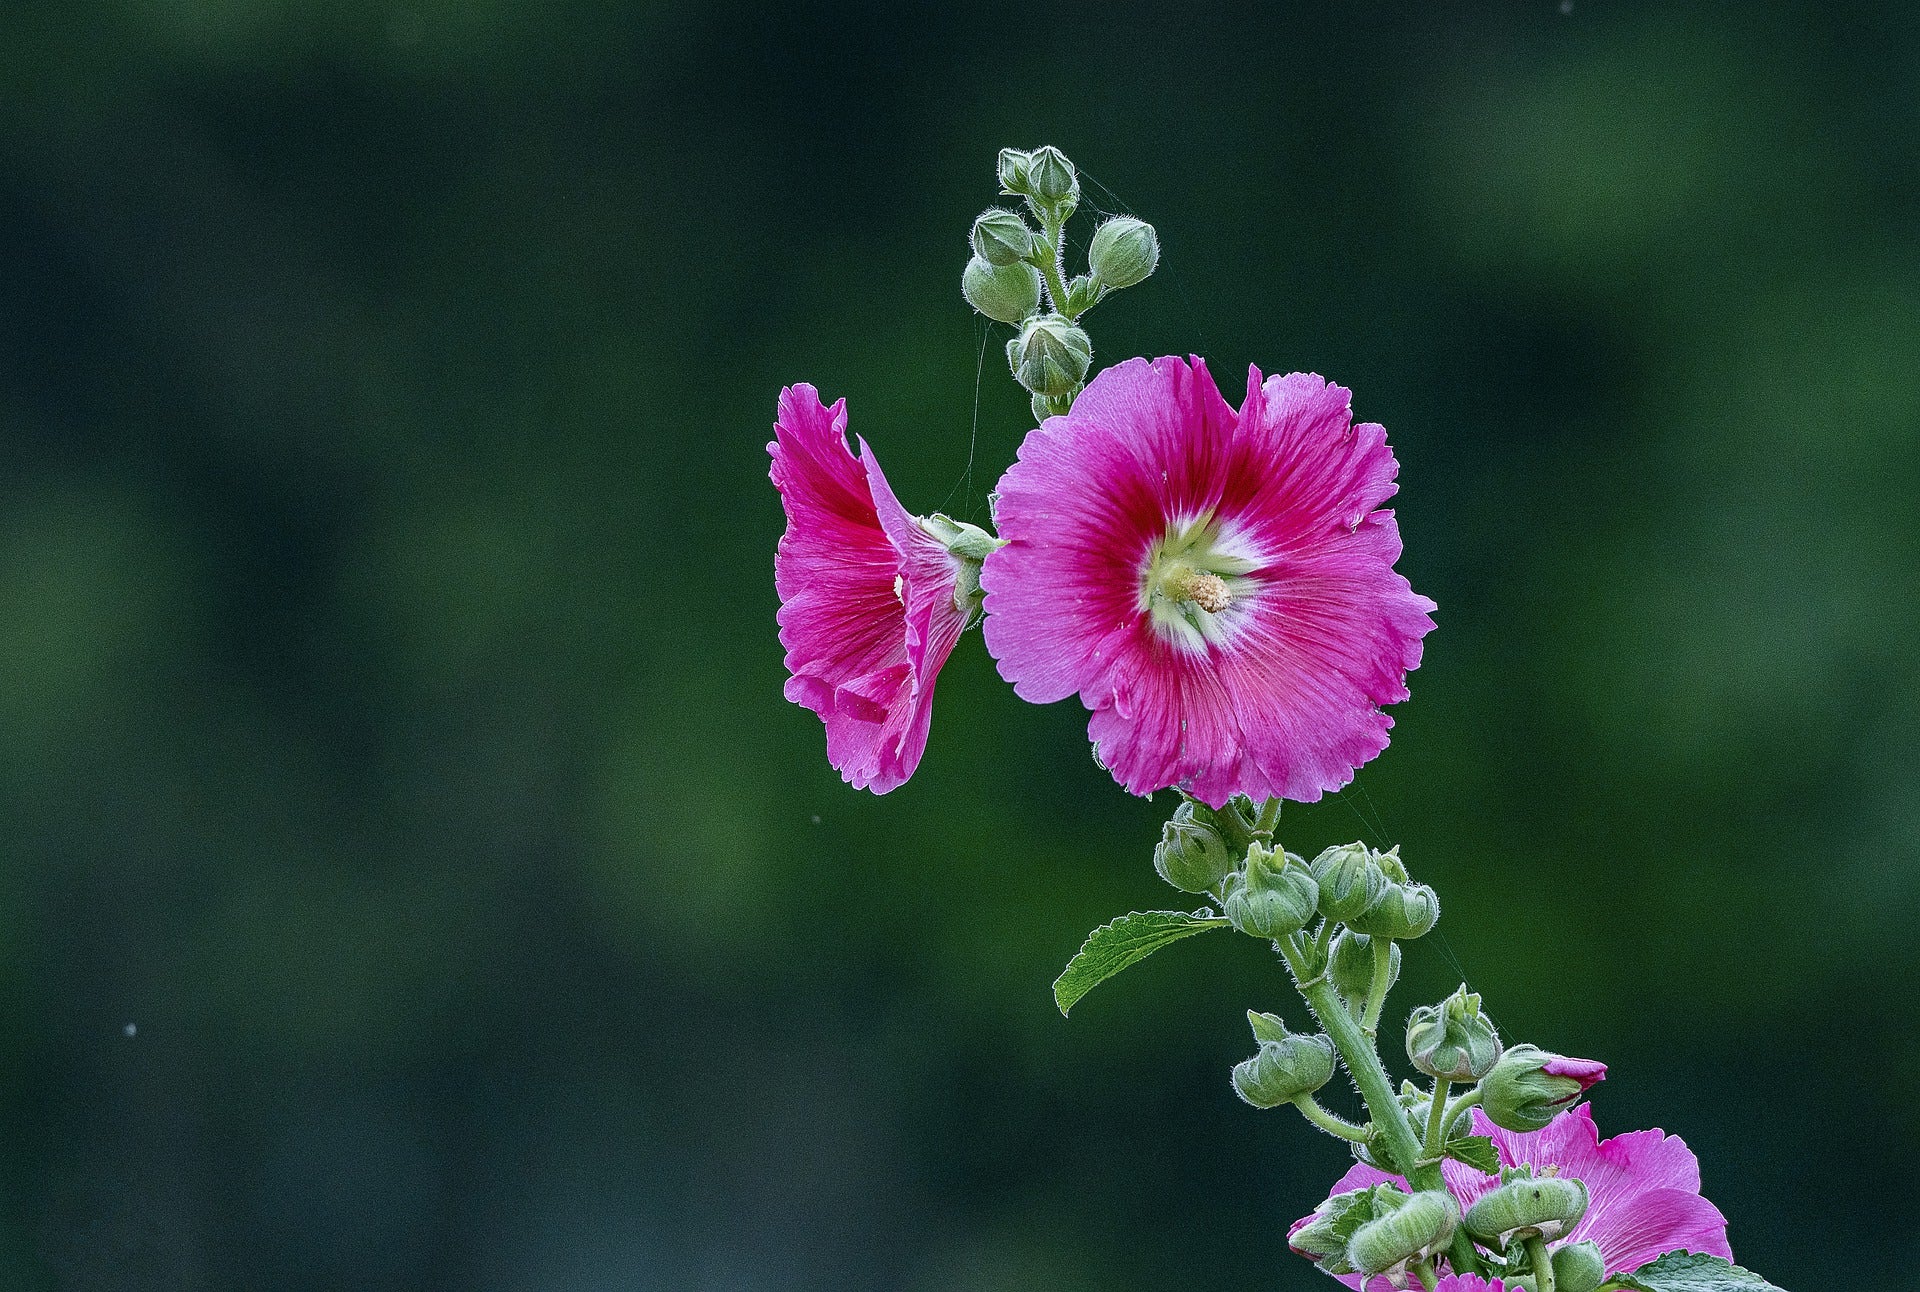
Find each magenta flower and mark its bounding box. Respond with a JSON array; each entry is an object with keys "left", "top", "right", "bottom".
[
  {"left": 769, "top": 384, "right": 969, "bottom": 793},
  {"left": 1294, "top": 1107, "right": 1733, "bottom": 1291},
  {"left": 980, "top": 356, "right": 1435, "bottom": 806}
]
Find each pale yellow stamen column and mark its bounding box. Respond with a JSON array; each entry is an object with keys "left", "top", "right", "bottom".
[{"left": 1161, "top": 565, "right": 1233, "bottom": 613}]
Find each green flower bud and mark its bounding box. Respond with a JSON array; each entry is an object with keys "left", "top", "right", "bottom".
[
  {"left": 1375, "top": 844, "right": 1410, "bottom": 883},
  {"left": 914, "top": 513, "right": 1002, "bottom": 622},
  {"left": 1348, "top": 879, "right": 1439, "bottom": 940},
  {"left": 1088, "top": 216, "right": 1160, "bottom": 289},
  {"left": 1480, "top": 1044, "right": 1608, "bottom": 1133},
  {"left": 1328, "top": 930, "right": 1400, "bottom": 1009},
  {"left": 997, "top": 147, "right": 1033, "bottom": 195},
  {"left": 1062, "top": 273, "right": 1101, "bottom": 317},
  {"left": 1007, "top": 313, "right": 1091, "bottom": 397},
  {"left": 1025, "top": 145, "right": 1078, "bottom": 213},
  {"left": 1463, "top": 1167, "right": 1589, "bottom": 1246},
  {"left": 1310, "top": 842, "right": 1384, "bottom": 923},
  {"left": 971, "top": 207, "right": 1034, "bottom": 267},
  {"left": 1230, "top": 1023, "right": 1335, "bottom": 1108},
  {"left": 1289, "top": 1187, "right": 1376, "bottom": 1276},
  {"left": 1152, "top": 801, "right": 1235, "bottom": 893},
  {"left": 963, "top": 256, "right": 1042, "bottom": 324},
  {"left": 1553, "top": 1240, "right": 1607, "bottom": 1292},
  {"left": 1221, "top": 843, "right": 1318, "bottom": 939},
  {"left": 1348, "top": 1188, "right": 1459, "bottom": 1279},
  {"left": 1405, "top": 985, "right": 1503, "bottom": 1081}
]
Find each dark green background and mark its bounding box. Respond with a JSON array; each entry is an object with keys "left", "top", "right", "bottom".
[{"left": 2, "top": 2, "right": 1910, "bottom": 1287}]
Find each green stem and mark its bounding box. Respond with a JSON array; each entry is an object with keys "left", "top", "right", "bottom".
[
  {"left": 1277, "top": 936, "right": 1422, "bottom": 1177},
  {"left": 1445, "top": 1087, "right": 1482, "bottom": 1129},
  {"left": 1411, "top": 1258, "right": 1440, "bottom": 1292},
  {"left": 1031, "top": 225, "right": 1072, "bottom": 316},
  {"left": 1526, "top": 1235, "right": 1556, "bottom": 1292},
  {"left": 1423, "top": 1077, "right": 1452, "bottom": 1157},
  {"left": 1278, "top": 934, "right": 1484, "bottom": 1279},
  {"left": 1291, "top": 1094, "right": 1371, "bottom": 1144},
  {"left": 1252, "top": 796, "right": 1281, "bottom": 837},
  {"left": 1312, "top": 917, "right": 1336, "bottom": 963},
  {"left": 1360, "top": 935, "right": 1394, "bottom": 1036}
]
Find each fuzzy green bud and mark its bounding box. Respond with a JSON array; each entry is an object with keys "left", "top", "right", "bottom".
[
  {"left": 1553, "top": 1240, "right": 1607, "bottom": 1292},
  {"left": 1289, "top": 1187, "right": 1376, "bottom": 1276},
  {"left": 1088, "top": 216, "right": 1160, "bottom": 289},
  {"left": 1152, "top": 801, "right": 1235, "bottom": 893},
  {"left": 1348, "top": 879, "right": 1439, "bottom": 940},
  {"left": 1230, "top": 1020, "right": 1335, "bottom": 1108},
  {"left": 1405, "top": 985, "right": 1503, "bottom": 1081},
  {"left": 915, "top": 513, "right": 1002, "bottom": 622},
  {"left": 1310, "top": 842, "right": 1384, "bottom": 923},
  {"left": 1006, "top": 313, "right": 1091, "bottom": 397},
  {"left": 1221, "top": 843, "right": 1318, "bottom": 939},
  {"left": 963, "top": 256, "right": 1042, "bottom": 324},
  {"left": 996, "top": 148, "right": 1032, "bottom": 195},
  {"left": 1025, "top": 145, "right": 1078, "bottom": 214},
  {"left": 1463, "top": 1167, "right": 1590, "bottom": 1246},
  {"left": 1329, "top": 930, "right": 1400, "bottom": 1009},
  {"left": 1375, "top": 845, "right": 1409, "bottom": 883},
  {"left": 1347, "top": 1188, "right": 1460, "bottom": 1279},
  {"left": 971, "top": 207, "right": 1034, "bottom": 267},
  {"left": 1480, "top": 1044, "right": 1607, "bottom": 1133}
]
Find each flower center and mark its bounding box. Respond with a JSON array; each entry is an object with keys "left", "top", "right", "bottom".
[
  {"left": 1160, "top": 565, "right": 1232, "bottom": 613},
  {"left": 1139, "top": 516, "right": 1262, "bottom": 651}
]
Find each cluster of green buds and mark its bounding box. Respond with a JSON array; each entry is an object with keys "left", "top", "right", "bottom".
[
  {"left": 961, "top": 145, "right": 1160, "bottom": 421},
  {"left": 1114, "top": 794, "right": 1611, "bottom": 1284}
]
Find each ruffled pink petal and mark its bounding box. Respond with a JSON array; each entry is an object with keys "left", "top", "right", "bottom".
[
  {"left": 770, "top": 385, "right": 961, "bottom": 794},
  {"left": 983, "top": 356, "right": 1435, "bottom": 806},
  {"left": 1433, "top": 1279, "right": 1511, "bottom": 1292},
  {"left": 1482, "top": 1107, "right": 1731, "bottom": 1273},
  {"left": 861, "top": 438, "right": 967, "bottom": 784},
  {"left": 1567, "top": 1186, "right": 1733, "bottom": 1273}
]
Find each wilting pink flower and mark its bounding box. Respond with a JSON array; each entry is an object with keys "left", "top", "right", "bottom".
[
  {"left": 1294, "top": 1107, "right": 1733, "bottom": 1291},
  {"left": 770, "top": 384, "right": 968, "bottom": 793},
  {"left": 981, "top": 356, "right": 1435, "bottom": 806}
]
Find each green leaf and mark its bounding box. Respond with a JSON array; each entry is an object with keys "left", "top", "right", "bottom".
[
  {"left": 1613, "top": 1251, "right": 1788, "bottom": 1292},
  {"left": 1443, "top": 1133, "right": 1500, "bottom": 1174},
  {"left": 1052, "top": 909, "right": 1230, "bottom": 1016}
]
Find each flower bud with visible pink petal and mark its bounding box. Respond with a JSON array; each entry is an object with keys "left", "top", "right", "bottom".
[{"left": 1481, "top": 1044, "right": 1607, "bottom": 1133}]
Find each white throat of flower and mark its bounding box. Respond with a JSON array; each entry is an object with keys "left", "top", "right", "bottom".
[{"left": 1139, "top": 515, "right": 1261, "bottom": 651}]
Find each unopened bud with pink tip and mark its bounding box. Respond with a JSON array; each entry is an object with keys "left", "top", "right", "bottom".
[{"left": 1481, "top": 1043, "right": 1607, "bottom": 1133}]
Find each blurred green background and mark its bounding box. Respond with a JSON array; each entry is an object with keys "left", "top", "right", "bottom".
[{"left": 2, "top": 2, "right": 1912, "bottom": 1287}]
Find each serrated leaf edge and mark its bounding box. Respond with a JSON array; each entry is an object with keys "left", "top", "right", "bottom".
[{"left": 1052, "top": 908, "right": 1229, "bottom": 1017}]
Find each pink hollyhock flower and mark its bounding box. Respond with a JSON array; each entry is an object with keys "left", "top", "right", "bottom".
[
  {"left": 769, "top": 384, "right": 971, "bottom": 793},
  {"left": 981, "top": 356, "right": 1435, "bottom": 806},
  {"left": 1432, "top": 1279, "right": 1511, "bottom": 1292},
  {"left": 1293, "top": 1106, "right": 1733, "bottom": 1291}
]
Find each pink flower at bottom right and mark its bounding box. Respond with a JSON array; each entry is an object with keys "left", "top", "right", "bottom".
[{"left": 1297, "top": 1105, "right": 1733, "bottom": 1291}]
